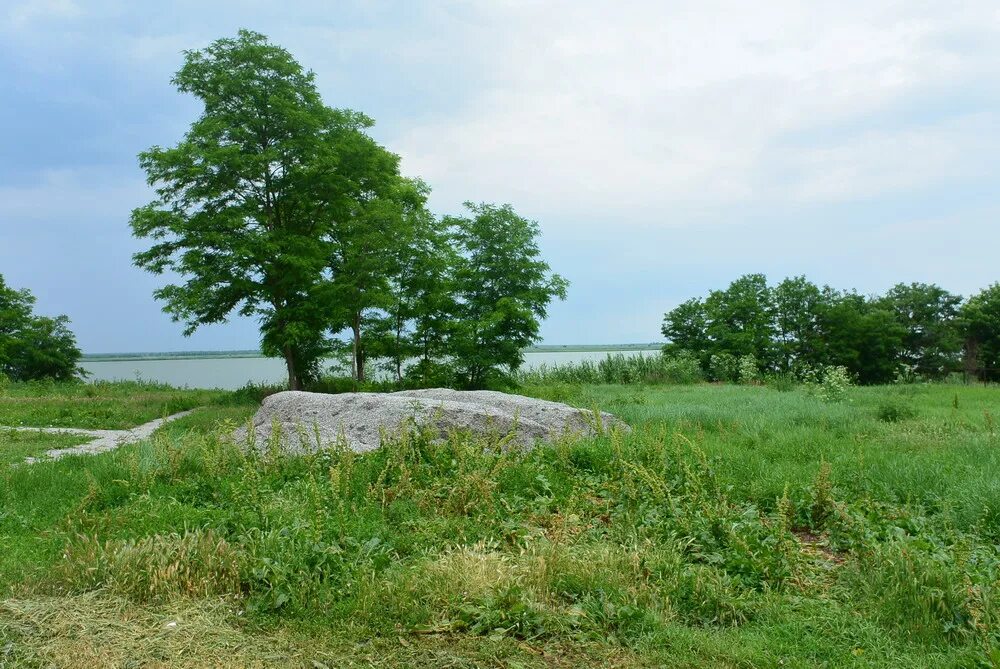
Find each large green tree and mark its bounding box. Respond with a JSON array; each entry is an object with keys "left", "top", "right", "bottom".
[
  {"left": 961, "top": 283, "right": 1000, "bottom": 382},
  {"left": 773, "top": 276, "right": 824, "bottom": 373},
  {"left": 0, "top": 275, "right": 82, "bottom": 382},
  {"left": 813, "top": 291, "right": 905, "bottom": 384},
  {"left": 879, "top": 282, "right": 963, "bottom": 379},
  {"left": 703, "top": 274, "right": 777, "bottom": 372},
  {"left": 447, "top": 203, "right": 568, "bottom": 388},
  {"left": 131, "top": 30, "right": 368, "bottom": 389}
]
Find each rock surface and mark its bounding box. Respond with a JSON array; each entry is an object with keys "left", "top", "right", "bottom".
[{"left": 234, "top": 389, "right": 627, "bottom": 454}]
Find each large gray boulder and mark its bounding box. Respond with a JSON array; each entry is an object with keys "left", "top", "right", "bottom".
[{"left": 234, "top": 389, "right": 627, "bottom": 454}]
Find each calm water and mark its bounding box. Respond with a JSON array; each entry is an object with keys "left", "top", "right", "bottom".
[{"left": 80, "top": 350, "right": 659, "bottom": 390}]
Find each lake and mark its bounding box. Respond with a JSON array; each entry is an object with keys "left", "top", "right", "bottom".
[{"left": 80, "top": 350, "right": 660, "bottom": 390}]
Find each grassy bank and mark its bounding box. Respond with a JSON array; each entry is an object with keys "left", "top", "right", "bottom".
[
  {"left": 0, "top": 380, "right": 230, "bottom": 429},
  {"left": 0, "top": 380, "right": 998, "bottom": 667}
]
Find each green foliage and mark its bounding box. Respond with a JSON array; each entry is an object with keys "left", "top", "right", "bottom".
[
  {"left": 130, "top": 32, "right": 568, "bottom": 392},
  {"left": 962, "top": 282, "right": 1000, "bottom": 382},
  {"left": 447, "top": 203, "right": 568, "bottom": 388},
  {"left": 802, "top": 364, "right": 853, "bottom": 403},
  {"left": 661, "top": 274, "right": 957, "bottom": 385},
  {"left": 0, "top": 274, "right": 82, "bottom": 382},
  {"left": 4, "top": 382, "right": 1000, "bottom": 666},
  {"left": 875, "top": 400, "right": 918, "bottom": 423},
  {"left": 816, "top": 292, "right": 905, "bottom": 385},
  {"left": 516, "top": 351, "right": 702, "bottom": 386},
  {"left": 130, "top": 30, "right": 349, "bottom": 389},
  {"left": 880, "top": 283, "right": 963, "bottom": 380},
  {"left": 364, "top": 190, "right": 457, "bottom": 384}
]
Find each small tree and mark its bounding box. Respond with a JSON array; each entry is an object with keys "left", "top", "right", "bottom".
[
  {"left": 448, "top": 203, "right": 568, "bottom": 388},
  {"left": 0, "top": 274, "right": 82, "bottom": 382},
  {"left": 367, "top": 190, "right": 457, "bottom": 384}
]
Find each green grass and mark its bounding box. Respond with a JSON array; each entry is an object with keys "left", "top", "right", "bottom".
[
  {"left": 1, "top": 380, "right": 999, "bottom": 667},
  {"left": 0, "top": 430, "right": 93, "bottom": 467},
  {"left": 0, "top": 380, "right": 229, "bottom": 429}
]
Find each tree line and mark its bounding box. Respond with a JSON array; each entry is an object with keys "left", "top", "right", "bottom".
[
  {"left": 130, "top": 31, "right": 566, "bottom": 390},
  {"left": 662, "top": 274, "right": 1000, "bottom": 384}
]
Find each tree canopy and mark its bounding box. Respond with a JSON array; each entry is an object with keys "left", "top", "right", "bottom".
[
  {"left": 0, "top": 274, "right": 82, "bottom": 382},
  {"left": 131, "top": 31, "right": 567, "bottom": 389},
  {"left": 447, "top": 203, "right": 569, "bottom": 388},
  {"left": 961, "top": 283, "right": 1000, "bottom": 382},
  {"left": 661, "top": 274, "right": 982, "bottom": 384}
]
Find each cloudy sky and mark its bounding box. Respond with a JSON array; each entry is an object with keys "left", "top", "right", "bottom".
[{"left": 2, "top": 1, "right": 999, "bottom": 353}]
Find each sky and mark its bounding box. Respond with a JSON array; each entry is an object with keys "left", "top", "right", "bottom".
[{"left": 1, "top": 0, "right": 999, "bottom": 353}]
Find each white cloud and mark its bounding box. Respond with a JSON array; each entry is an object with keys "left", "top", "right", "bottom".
[{"left": 391, "top": 1, "right": 1000, "bottom": 225}]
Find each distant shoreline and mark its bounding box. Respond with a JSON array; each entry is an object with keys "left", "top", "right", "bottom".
[{"left": 81, "top": 343, "right": 664, "bottom": 362}]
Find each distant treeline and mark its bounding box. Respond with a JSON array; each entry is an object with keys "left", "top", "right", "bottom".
[
  {"left": 662, "top": 274, "right": 1000, "bottom": 384},
  {"left": 82, "top": 350, "right": 263, "bottom": 361}
]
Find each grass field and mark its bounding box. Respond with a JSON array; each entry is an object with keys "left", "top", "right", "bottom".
[
  {"left": 0, "top": 380, "right": 228, "bottom": 429},
  {"left": 0, "top": 380, "right": 998, "bottom": 667}
]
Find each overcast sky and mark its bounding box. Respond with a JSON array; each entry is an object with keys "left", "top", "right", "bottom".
[{"left": 2, "top": 1, "right": 999, "bottom": 353}]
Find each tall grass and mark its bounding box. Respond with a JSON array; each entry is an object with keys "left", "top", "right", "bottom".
[
  {"left": 517, "top": 352, "right": 703, "bottom": 386},
  {"left": 3, "top": 382, "right": 1000, "bottom": 666}
]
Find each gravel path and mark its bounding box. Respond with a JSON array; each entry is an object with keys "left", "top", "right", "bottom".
[{"left": 3, "top": 410, "right": 195, "bottom": 463}]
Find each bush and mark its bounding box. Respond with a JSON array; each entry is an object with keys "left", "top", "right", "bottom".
[
  {"left": 737, "top": 354, "right": 760, "bottom": 384},
  {"left": 802, "top": 364, "right": 853, "bottom": 403},
  {"left": 764, "top": 373, "right": 797, "bottom": 392},
  {"left": 876, "top": 401, "right": 918, "bottom": 423},
  {"left": 709, "top": 352, "right": 739, "bottom": 383}
]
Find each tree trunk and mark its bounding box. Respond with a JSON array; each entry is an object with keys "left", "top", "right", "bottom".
[
  {"left": 395, "top": 314, "right": 404, "bottom": 383},
  {"left": 352, "top": 314, "right": 365, "bottom": 384},
  {"left": 284, "top": 345, "right": 302, "bottom": 390}
]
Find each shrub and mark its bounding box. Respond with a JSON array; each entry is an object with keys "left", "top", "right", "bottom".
[
  {"left": 737, "top": 354, "right": 760, "bottom": 384},
  {"left": 802, "top": 364, "right": 853, "bottom": 403},
  {"left": 876, "top": 401, "right": 918, "bottom": 423},
  {"left": 764, "top": 373, "right": 796, "bottom": 392},
  {"left": 709, "top": 352, "right": 739, "bottom": 383}
]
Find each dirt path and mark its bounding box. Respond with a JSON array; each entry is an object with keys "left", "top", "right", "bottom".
[{"left": 3, "top": 410, "right": 195, "bottom": 463}]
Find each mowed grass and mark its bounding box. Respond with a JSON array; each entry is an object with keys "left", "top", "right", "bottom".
[
  {"left": 0, "top": 380, "right": 229, "bottom": 429},
  {"left": 0, "top": 381, "right": 998, "bottom": 667}
]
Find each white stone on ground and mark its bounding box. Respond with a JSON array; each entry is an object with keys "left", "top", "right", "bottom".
[{"left": 233, "top": 389, "right": 628, "bottom": 454}]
